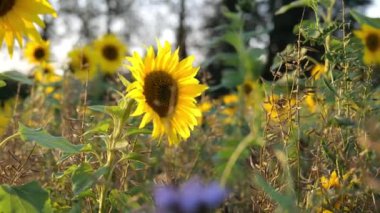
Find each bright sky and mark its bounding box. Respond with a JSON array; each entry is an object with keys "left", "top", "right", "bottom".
[{"left": 1, "top": 1, "right": 379, "bottom": 74}]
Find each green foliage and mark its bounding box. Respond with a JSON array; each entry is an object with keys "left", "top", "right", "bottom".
[
  {"left": 0, "top": 181, "right": 52, "bottom": 213},
  {"left": 0, "top": 79, "right": 6, "bottom": 87},
  {"left": 0, "top": 71, "right": 33, "bottom": 85},
  {"left": 351, "top": 10, "right": 380, "bottom": 28},
  {"left": 275, "top": 0, "right": 314, "bottom": 15},
  {"left": 254, "top": 175, "right": 298, "bottom": 212},
  {"left": 71, "top": 163, "right": 108, "bottom": 198},
  {"left": 18, "top": 123, "right": 83, "bottom": 154}
]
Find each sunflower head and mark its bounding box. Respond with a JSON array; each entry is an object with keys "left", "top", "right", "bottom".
[
  {"left": 24, "top": 40, "right": 50, "bottom": 64},
  {"left": 68, "top": 46, "right": 98, "bottom": 82},
  {"left": 94, "top": 34, "right": 126, "bottom": 74},
  {"left": 354, "top": 24, "right": 380, "bottom": 65},
  {"left": 0, "top": 0, "right": 57, "bottom": 56},
  {"left": 126, "top": 41, "right": 207, "bottom": 145}
]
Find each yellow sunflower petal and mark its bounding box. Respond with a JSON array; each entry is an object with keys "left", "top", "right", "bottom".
[{"left": 125, "top": 41, "right": 207, "bottom": 145}]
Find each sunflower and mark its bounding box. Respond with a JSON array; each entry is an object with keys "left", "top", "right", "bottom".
[
  {"left": 34, "top": 63, "right": 55, "bottom": 82},
  {"left": 354, "top": 24, "right": 380, "bottom": 65},
  {"left": 126, "top": 41, "right": 207, "bottom": 145},
  {"left": 94, "top": 34, "right": 126, "bottom": 74},
  {"left": 24, "top": 40, "right": 50, "bottom": 64},
  {"left": 311, "top": 63, "right": 326, "bottom": 80},
  {"left": 68, "top": 46, "right": 98, "bottom": 82},
  {"left": 0, "top": 0, "right": 56, "bottom": 56}
]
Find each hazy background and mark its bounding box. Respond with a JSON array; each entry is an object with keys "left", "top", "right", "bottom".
[{"left": 0, "top": 0, "right": 377, "bottom": 77}]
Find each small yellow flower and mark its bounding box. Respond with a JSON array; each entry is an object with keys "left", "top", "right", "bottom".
[
  {"left": 94, "top": 34, "right": 126, "bottom": 74},
  {"left": 0, "top": 0, "right": 57, "bottom": 56},
  {"left": 304, "top": 92, "right": 316, "bottom": 113},
  {"left": 354, "top": 24, "right": 380, "bottom": 65},
  {"left": 34, "top": 64, "right": 62, "bottom": 96},
  {"left": 311, "top": 63, "right": 326, "bottom": 80},
  {"left": 68, "top": 46, "right": 98, "bottom": 82},
  {"left": 24, "top": 40, "right": 50, "bottom": 64},
  {"left": 263, "top": 95, "right": 296, "bottom": 123},
  {"left": 320, "top": 171, "right": 340, "bottom": 190},
  {"left": 0, "top": 98, "right": 15, "bottom": 136},
  {"left": 221, "top": 107, "right": 236, "bottom": 116},
  {"left": 199, "top": 101, "right": 212, "bottom": 113},
  {"left": 223, "top": 94, "right": 238, "bottom": 105}
]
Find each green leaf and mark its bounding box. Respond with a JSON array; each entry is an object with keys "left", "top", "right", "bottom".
[
  {"left": 126, "top": 127, "right": 152, "bottom": 136},
  {"left": 123, "top": 152, "right": 149, "bottom": 164},
  {"left": 0, "top": 71, "right": 33, "bottom": 85},
  {"left": 351, "top": 10, "right": 380, "bottom": 29},
  {"left": 322, "top": 77, "right": 339, "bottom": 98},
  {"left": 221, "top": 70, "right": 243, "bottom": 88},
  {"left": 275, "top": 0, "right": 312, "bottom": 15},
  {"left": 0, "top": 80, "right": 6, "bottom": 87},
  {"left": 0, "top": 181, "right": 52, "bottom": 213},
  {"left": 71, "top": 163, "right": 108, "bottom": 197},
  {"left": 254, "top": 175, "right": 297, "bottom": 211},
  {"left": 83, "top": 120, "right": 110, "bottom": 136},
  {"left": 18, "top": 123, "right": 83, "bottom": 154},
  {"left": 118, "top": 73, "right": 130, "bottom": 88},
  {"left": 88, "top": 105, "right": 124, "bottom": 118}
]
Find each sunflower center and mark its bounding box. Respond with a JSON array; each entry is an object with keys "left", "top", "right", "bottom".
[
  {"left": 43, "top": 68, "right": 50, "bottom": 74},
  {"left": 365, "top": 33, "right": 379, "bottom": 52},
  {"left": 0, "top": 0, "right": 16, "bottom": 17},
  {"left": 143, "top": 71, "right": 178, "bottom": 117},
  {"left": 34, "top": 47, "right": 45, "bottom": 60},
  {"left": 243, "top": 83, "right": 253, "bottom": 95},
  {"left": 102, "top": 45, "right": 118, "bottom": 61},
  {"left": 81, "top": 56, "right": 90, "bottom": 69}
]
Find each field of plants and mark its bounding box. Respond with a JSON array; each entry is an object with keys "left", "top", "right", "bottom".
[{"left": 1, "top": 0, "right": 380, "bottom": 212}]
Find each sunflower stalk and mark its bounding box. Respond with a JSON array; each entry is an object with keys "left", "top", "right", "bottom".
[{"left": 98, "top": 100, "right": 133, "bottom": 212}]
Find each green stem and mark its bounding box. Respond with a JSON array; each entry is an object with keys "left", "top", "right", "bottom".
[
  {"left": 220, "top": 133, "right": 254, "bottom": 186},
  {"left": 98, "top": 101, "right": 132, "bottom": 212},
  {"left": 0, "top": 132, "right": 20, "bottom": 149}
]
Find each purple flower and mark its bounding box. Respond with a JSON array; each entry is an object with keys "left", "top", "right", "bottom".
[
  {"left": 154, "top": 178, "right": 228, "bottom": 213},
  {"left": 154, "top": 185, "right": 180, "bottom": 213}
]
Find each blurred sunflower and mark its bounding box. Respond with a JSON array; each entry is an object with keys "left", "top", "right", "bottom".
[
  {"left": 263, "top": 95, "right": 296, "bottom": 123},
  {"left": 94, "top": 34, "right": 126, "bottom": 74},
  {"left": 34, "top": 63, "right": 55, "bottom": 82},
  {"left": 68, "top": 46, "right": 97, "bottom": 82},
  {"left": 311, "top": 63, "right": 326, "bottom": 80},
  {"left": 222, "top": 94, "right": 238, "bottom": 105},
  {"left": 0, "top": 0, "right": 56, "bottom": 56},
  {"left": 24, "top": 40, "right": 50, "bottom": 64},
  {"left": 221, "top": 107, "right": 237, "bottom": 124},
  {"left": 199, "top": 101, "right": 212, "bottom": 113},
  {"left": 126, "top": 41, "right": 207, "bottom": 145},
  {"left": 354, "top": 24, "right": 380, "bottom": 65}
]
